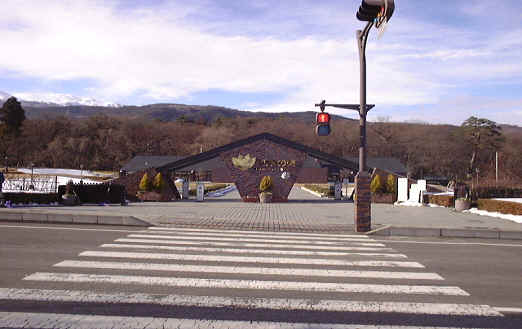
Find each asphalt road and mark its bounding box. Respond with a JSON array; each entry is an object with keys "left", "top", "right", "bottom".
[{"left": 1, "top": 222, "right": 521, "bottom": 328}]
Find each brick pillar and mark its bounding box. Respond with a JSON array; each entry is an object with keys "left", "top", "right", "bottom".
[{"left": 355, "top": 172, "right": 371, "bottom": 232}]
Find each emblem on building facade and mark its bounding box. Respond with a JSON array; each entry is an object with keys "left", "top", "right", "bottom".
[{"left": 232, "top": 154, "right": 256, "bottom": 171}]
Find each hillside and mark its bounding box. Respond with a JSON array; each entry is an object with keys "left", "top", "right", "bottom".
[{"left": 21, "top": 103, "right": 353, "bottom": 124}]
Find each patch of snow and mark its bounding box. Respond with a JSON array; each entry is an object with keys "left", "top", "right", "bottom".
[
  {"left": 493, "top": 198, "right": 522, "bottom": 204},
  {"left": 427, "top": 203, "right": 444, "bottom": 208},
  {"left": 0, "top": 90, "right": 11, "bottom": 101},
  {"left": 12, "top": 92, "right": 121, "bottom": 107},
  {"left": 206, "top": 185, "right": 236, "bottom": 197},
  {"left": 464, "top": 208, "right": 522, "bottom": 224},
  {"left": 394, "top": 200, "right": 424, "bottom": 207},
  {"left": 17, "top": 168, "right": 114, "bottom": 178}
]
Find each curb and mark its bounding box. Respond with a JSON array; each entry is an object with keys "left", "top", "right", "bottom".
[
  {"left": 0, "top": 210, "right": 151, "bottom": 227},
  {"left": 368, "top": 225, "right": 522, "bottom": 240}
]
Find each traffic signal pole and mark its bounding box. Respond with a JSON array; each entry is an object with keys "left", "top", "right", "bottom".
[{"left": 354, "top": 21, "right": 374, "bottom": 232}]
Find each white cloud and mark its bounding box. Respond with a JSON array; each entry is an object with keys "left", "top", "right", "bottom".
[{"left": 0, "top": 0, "right": 520, "bottom": 127}]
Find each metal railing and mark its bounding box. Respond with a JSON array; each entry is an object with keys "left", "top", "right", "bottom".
[{"left": 1, "top": 177, "right": 59, "bottom": 193}]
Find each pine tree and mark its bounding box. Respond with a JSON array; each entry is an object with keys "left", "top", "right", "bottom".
[
  {"left": 153, "top": 172, "right": 165, "bottom": 192},
  {"left": 370, "top": 174, "right": 385, "bottom": 194},
  {"left": 0, "top": 97, "right": 26, "bottom": 135},
  {"left": 386, "top": 174, "right": 397, "bottom": 195},
  {"left": 139, "top": 173, "right": 152, "bottom": 191}
]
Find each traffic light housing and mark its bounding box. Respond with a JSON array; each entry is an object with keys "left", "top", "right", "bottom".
[
  {"left": 315, "top": 111, "right": 331, "bottom": 136},
  {"left": 357, "top": 0, "right": 395, "bottom": 22}
]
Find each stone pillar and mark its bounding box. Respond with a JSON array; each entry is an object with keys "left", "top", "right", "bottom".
[{"left": 355, "top": 172, "right": 371, "bottom": 232}]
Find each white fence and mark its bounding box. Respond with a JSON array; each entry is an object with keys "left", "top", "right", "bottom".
[{"left": 1, "top": 177, "right": 59, "bottom": 194}]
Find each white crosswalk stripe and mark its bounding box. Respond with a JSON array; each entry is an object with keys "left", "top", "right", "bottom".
[
  {"left": 78, "top": 250, "right": 423, "bottom": 267},
  {"left": 9, "top": 227, "right": 505, "bottom": 328},
  {"left": 0, "top": 288, "right": 500, "bottom": 316},
  {"left": 128, "top": 233, "right": 373, "bottom": 244},
  {"left": 0, "top": 312, "right": 487, "bottom": 329},
  {"left": 24, "top": 272, "right": 469, "bottom": 295},
  {"left": 100, "top": 243, "right": 408, "bottom": 258},
  {"left": 54, "top": 260, "right": 442, "bottom": 280},
  {"left": 116, "top": 237, "right": 385, "bottom": 249}
]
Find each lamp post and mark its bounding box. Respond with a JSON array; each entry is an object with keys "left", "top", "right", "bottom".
[
  {"left": 314, "top": 1, "right": 394, "bottom": 232},
  {"left": 30, "top": 162, "right": 35, "bottom": 190}
]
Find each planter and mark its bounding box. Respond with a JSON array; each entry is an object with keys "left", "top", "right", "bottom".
[
  {"left": 61, "top": 194, "right": 78, "bottom": 206},
  {"left": 455, "top": 199, "right": 471, "bottom": 211},
  {"left": 259, "top": 192, "right": 272, "bottom": 203},
  {"left": 137, "top": 191, "right": 163, "bottom": 201}
]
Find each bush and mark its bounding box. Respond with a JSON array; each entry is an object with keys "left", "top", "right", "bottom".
[
  {"left": 139, "top": 173, "right": 152, "bottom": 191},
  {"left": 386, "top": 174, "right": 397, "bottom": 195},
  {"left": 259, "top": 176, "right": 273, "bottom": 192},
  {"left": 58, "top": 183, "right": 125, "bottom": 204},
  {"left": 153, "top": 173, "right": 166, "bottom": 193},
  {"left": 472, "top": 186, "right": 522, "bottom": 200},
  {"left": 370, "top": 174, "right": 385, "bottom": 194},
  {"left": 477, "top": 199, "right": 522, "bottom": 215},
  {"left": 3, "top": 193, "right": 59, "bottom": 204},
  {"left": 423, "top": 194, "right": 454, "bottom": 207}
]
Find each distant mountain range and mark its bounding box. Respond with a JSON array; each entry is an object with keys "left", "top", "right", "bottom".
[{"left": 0, "top": 90, "right": 351, "bottom": 124}]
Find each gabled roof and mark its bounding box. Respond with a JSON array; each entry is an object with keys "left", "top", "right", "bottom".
[
  {"left": 346, "top": 157, "right": 407, "bottom": 175},
  {"left": 157, "top": 133, "right": 360, "bottom": 172},
  {"left": 122, "top": 155, "right": 184, "bottom": 173}
]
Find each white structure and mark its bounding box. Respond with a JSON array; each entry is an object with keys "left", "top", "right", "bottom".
[
  {"left": 196, "top": 182, "right": 205, "bottom": 202},
  {"left": 334, "top": 182, "right": 342, "bottom": 200},
  {"left": 397, "top": 178, "right": 408, "bottom": 202},
  {"left": 408, "top": 184, "right": 421, "bottom": 203},
  {"left": 182, "top": 180, "right": 190, "bottom": 199}
]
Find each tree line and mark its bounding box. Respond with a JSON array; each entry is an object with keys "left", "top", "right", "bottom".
[{"left": 1, "top": 96, "right": 521, "bottom": 185}]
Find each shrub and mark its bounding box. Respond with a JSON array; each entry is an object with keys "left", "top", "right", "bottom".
[
  {"left": 153, "top": 173, "right": 166, "bottom": 193},
  {"left": 386, "top": 174, "right": 397, "bottom": 195},
  {"left": 477, "top": 199, "right": 522, "bottom": 215},
  {"left": 423, "top": 194, "right": 454, "bottom": 207},
  {"left": 259, "top": 176, "right": 273, "bottom": 192},
  {"left": 370, "top": 174, "right": 385, "bottom": 194},
  {"left": 472, "top": 186, "right": 522, "bottom": 200},
  {"left": 3, "top": 193, "right": 59, "bottom": 204},
  {"left": 139, "top": 173, "right": 152, "bottom": 191},
  {"left": 58, "top": 183, "right": 125, "bottom": 204}
]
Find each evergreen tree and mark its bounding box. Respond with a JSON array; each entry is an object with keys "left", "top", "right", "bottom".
[
  {"left": 0, "top": 97, "right": 26, "bottom": 135},
  {"left": 386, "top": 174, "right": 397, "bottom": 195},
  {"left": 153, "top": 172, "right": 166, "bottom": 192},
  {"left": 461, "top": 116, "right": 504, "bottom": 176},
  {"left": 370, "top": 174, "right": 385, "bottom": 194},
  {"left": 139, "top": 173, "right": 152, "bottom": 191}
]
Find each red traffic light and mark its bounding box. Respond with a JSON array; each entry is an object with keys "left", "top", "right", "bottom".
[{"left": 317, "top": 112, "right": 330, "bottom": 124}]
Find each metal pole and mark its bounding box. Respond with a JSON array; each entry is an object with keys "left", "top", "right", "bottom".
[
  {"left": 495, "top": 152, "right": 498, "bottom": 185},
  {"left": 354, "top": 22, "right": 373, "bottom": 233}
]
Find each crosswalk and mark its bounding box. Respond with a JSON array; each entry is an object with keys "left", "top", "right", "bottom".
[{"left": 0, "top": 226, "right": 508, "bottom": 328}]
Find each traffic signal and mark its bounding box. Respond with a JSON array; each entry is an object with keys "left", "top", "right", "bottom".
[
  {"left": 357, "top": 0, "right": 395, "bottom": 23},
  {"left": 315, "top": 111, "right": 331, "bottom": 136}
]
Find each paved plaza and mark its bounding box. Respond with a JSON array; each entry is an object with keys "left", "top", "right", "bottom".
[{"left": 3, "top": 186, "right": 521, "bottom": 234}]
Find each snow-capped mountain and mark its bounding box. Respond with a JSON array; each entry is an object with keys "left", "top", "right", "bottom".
[
  {"left": 0, "top": 91, "right": 11, "bottom": 101},
  {"left": 0, "top": 90, "right": 121, "bottom": 107}
]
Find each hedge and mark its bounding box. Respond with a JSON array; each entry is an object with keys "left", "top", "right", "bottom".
[
  {"left": 1, "top": 193, "right": 59, "bottom": 204},
  {"left": 477, "top": 199, "right": 522, "bottom": 216},
  {"left": 424, "top": 194, "right": 454, "bottom": 207},
  {"left": 58, "top": 183, "right": 125, "bottom": 204},
  {"left": 472, "top": 187, "right": 522, "bottom": 199}
]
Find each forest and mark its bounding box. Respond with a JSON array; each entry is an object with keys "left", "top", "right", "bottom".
[{"left": 1, "top": 97, "right": 521, "bottom": 186}]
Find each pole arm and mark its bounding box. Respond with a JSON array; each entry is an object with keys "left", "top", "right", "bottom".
[{"left": 358, "top": 21, "right": 373, "bottom": 56}]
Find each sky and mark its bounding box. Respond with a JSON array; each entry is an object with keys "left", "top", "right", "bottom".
[{"left": 0, "top": 0, "right": 521, "bottom": 125}]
